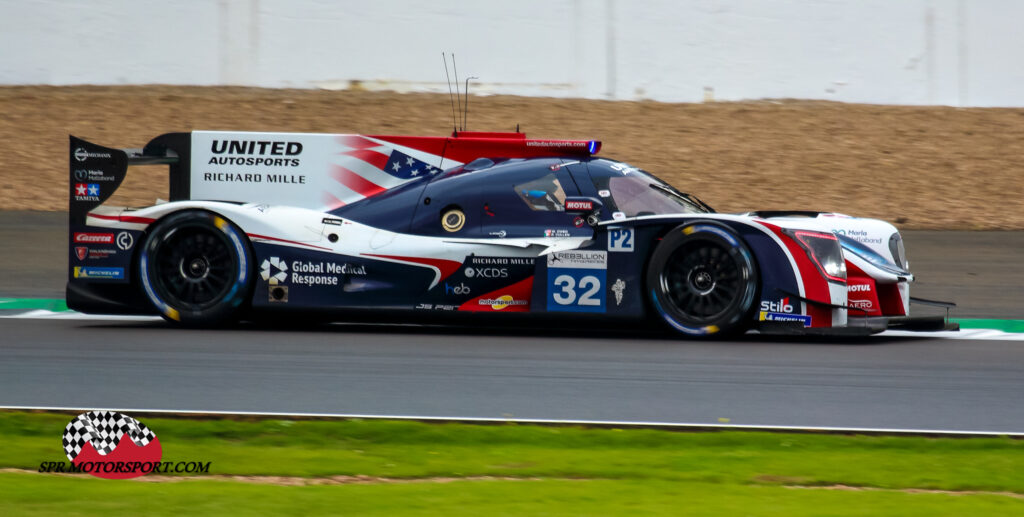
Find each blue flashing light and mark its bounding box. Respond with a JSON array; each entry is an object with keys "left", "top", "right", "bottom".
[{"left": 587, "top": 140, "right": 598, "bottom": 154}]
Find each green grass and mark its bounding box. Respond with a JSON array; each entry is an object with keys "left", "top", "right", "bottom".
[{"left": 1, "top": 410, "right": 1022, "bottom": 515}]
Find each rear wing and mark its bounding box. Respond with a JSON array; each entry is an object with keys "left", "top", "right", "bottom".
[
  {"left": 69, "top": 130, "right": 600, "bottom": 223},
  {"left": 69, "top": 133, "right": 187, "bottom": 226}
]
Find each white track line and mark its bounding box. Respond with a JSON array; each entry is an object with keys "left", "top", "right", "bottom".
[
  {"left": 882, "top": 328, "right": 1024, "bottom": 341},
  {"left": 1, "top": 405, "right": 1019, "bottom": 437}
]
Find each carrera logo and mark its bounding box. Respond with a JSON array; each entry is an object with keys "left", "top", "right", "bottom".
[
  {"left": 565, "top": 200, "right": 594, "bottom": 211},
  {"left": 848, "top": 284, "right": 872, "bottom": 292},
  {"left": 760, "top": 297, "right": 794, "bottom": 314},
  {"left": 74, "top": 233, "right": 114, "bottom": 244}
]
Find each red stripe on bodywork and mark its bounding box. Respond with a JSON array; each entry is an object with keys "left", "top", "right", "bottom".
[
  {"left": 321, "top": 192, "right": 347, "bottom": 211},
  {"left": 335, "top": 135, "right": 380, "bottom": 149},
  {"left": 330, "top": 165, "right": 386, "bottom": 198},
  {"left": 248, "top": 233, "right": 331, "bottom": 251},
  {"left": 88, "top": 213, "right": 156, "bottom": 224},
  {"left": 341, "top": 148, "right": 391, "bottom": 170},
  {"left": 757, "top": 221, "right": 833, "bottom": 327}
]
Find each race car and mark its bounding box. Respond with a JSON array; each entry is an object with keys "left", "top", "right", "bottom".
[{"left": 66, "top": 130, "right": 956, "bottom": 337}]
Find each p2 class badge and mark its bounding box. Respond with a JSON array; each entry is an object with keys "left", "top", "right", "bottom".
[{"left": 608, "top": 227, "right": 634, "bottom": 252}]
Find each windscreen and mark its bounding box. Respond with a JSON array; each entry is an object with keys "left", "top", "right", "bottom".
[{"left": 589, "top": 160, "right": 710, "bottom": 216}]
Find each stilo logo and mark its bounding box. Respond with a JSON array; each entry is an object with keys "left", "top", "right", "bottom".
[
  {"left": 62, "top": 411, "right": 162, "bottom": 479},
  {"left": 760, "top": 297, "right": 794, "bottom": 314},
  {"left": 260, "top": 257, "right": 289, "bottom": 284}
]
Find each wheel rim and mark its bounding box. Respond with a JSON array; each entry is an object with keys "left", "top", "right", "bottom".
[
  {"left": 659, "top": 240, "right": 743, "bottom": 322},
  {"left": 153, "top": 224, "right": 236, "bottom": 310}
]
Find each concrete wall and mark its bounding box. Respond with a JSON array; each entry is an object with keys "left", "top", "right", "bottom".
[{"left": 2, "top": 0, "right": 1022, "bottom": 106}]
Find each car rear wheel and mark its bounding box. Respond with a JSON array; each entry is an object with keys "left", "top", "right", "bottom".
[
  {"left": 139, "top": 210, "right": 253, "bottom": 326},
  {"left": 646, "top": 223, "right": 758, "bottom": 337}
]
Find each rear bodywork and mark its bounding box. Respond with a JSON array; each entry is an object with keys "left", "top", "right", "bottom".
[{"left": 67, "top": 131, "right": 956, "bottom": 335}]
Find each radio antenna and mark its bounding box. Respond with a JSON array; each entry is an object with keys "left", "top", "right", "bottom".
[
  {"left": 442, "top": 53, "right": 457, "bottom": 133},
  {"left": 452, "top": 54, "right": 462, "bottom": 131},
  {"left": 463, "top": 76, "right": 478, "bottom": 131}
]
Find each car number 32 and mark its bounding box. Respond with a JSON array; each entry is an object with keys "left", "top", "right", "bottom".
[
  {"left": 552, "top": 274, "right": 601, "bottom": 306},
  {"left": 547, "top": 271, "right": 607, "bottom": 313}
]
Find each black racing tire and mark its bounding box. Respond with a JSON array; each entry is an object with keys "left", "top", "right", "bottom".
[
  {"left": 645, "top": 223, "right": 759, "bottom": 338},
  {"left": 138, "top": 210, "right": 254, "bottom": 327}
]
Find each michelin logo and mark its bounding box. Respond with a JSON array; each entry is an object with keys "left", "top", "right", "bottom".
[{"left": 759, "top": 311, "right": 811, "bottom": 327}]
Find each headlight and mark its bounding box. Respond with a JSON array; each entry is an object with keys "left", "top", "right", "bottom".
[{"left": 786, "top": 230, "right": 847, "bottom": 283}]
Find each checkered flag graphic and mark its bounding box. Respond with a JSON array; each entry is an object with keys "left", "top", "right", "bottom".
[{"left": 62, "top": 411, "right": 156, "bottom": 461}]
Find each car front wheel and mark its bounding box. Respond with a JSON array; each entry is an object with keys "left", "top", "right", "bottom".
[{"left": 646, "top": 223, "right": 758, "bottom": 338}]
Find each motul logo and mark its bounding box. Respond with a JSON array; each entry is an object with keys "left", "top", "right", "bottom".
[
  {"left": 74, "top": 232, "right": 114, "bottom": 244},
  {"left": 565, "top": 200, "right": 594, "bottom": 211},
  {"left": 848, "top": 284, "right": 871, "bottom": 292}
]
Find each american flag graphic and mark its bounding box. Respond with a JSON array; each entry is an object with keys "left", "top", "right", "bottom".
[{"left": 323, "top": 136, "right": 444, "bottom": 210}]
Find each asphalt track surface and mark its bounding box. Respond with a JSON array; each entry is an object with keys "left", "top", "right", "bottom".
[
  {"left": 2, "top": 318, "right": 1023, "bottom": 433},
  {"left": 2, "top": 211, "right": 1023, "bottom": 433}
]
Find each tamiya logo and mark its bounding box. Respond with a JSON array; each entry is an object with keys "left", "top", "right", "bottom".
[
  {"left": 565, "top": 200, "right": 594, "bottom": 211},
  {"left": 444, "top": 282, "right": 471, "bottom": 295},
  {"left": 760, "top": 297, "right": 794, "bottom": 313},
  {"left": 74, "top": 183, "right": 101, "bottom": 201},
  {"left": 608, "top": 227, "right": 634, "bottom": 252},
  {"left": 260, "top": 257, "right": 289, "bottom": 285},
  {"left": 848, "top": 284, "right": 871, "bottom": 292},
  {"left": 74, "top": 232, "right": 114, "bottom": 244}
]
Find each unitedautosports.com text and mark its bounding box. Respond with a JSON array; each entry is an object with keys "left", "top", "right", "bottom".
[{"left": 38, "top": 461, "right": 211, "bottom": 474}]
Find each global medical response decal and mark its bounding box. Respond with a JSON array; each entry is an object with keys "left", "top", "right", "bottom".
[{"left": 547, "top": 250, "right": 607, "bottom": 313}]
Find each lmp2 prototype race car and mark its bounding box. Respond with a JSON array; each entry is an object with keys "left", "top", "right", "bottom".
[{"left": 67, "top": 129, "right": 956, "bottom": 337}]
